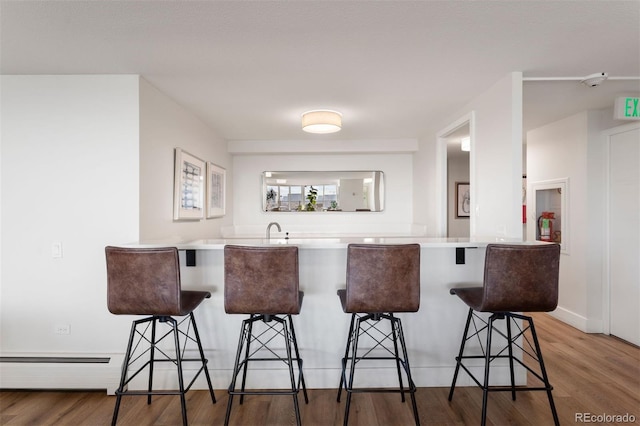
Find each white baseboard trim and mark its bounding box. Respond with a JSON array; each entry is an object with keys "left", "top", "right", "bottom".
[
  {"left": 0, "top": 353, "right": 123, "bottom": 394},
  {"left": 548, "top": 306, "right": 603, "bottom": 333},
  {"left": 0, "top": 352, "right": 527, "bottom": 392},
  {"left": 585, "top": 318, "right": 604, "bottom": 334}
]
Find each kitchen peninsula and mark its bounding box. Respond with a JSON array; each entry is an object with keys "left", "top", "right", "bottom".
[{"left": 121, "top": 237, "right": 531, "bottom": 391}]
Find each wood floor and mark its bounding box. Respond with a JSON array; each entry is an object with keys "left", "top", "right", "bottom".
[{"left": 1, "top": 313, "right": 638, "bottom": 425}]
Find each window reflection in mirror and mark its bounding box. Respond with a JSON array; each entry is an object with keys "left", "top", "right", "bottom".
[{"left": 263, "top": 171, "right": 384, "bottom": 212}]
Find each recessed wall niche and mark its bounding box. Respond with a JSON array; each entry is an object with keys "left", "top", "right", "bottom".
[{"left": 531, "top": 178, "right": 569, "bottom": 253}]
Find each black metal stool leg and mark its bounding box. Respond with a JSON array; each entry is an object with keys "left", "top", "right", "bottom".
[
  {"left": 239, "top": 315, "right": 255, "bottom": 405},
  {"left": 390, "top": 314, "right": 406, "bottom": 403},
  {"left": 337, "top": 313, "right": 356, "bottom": 403},
  {"left": 226, "top": 314, "right": 306, "bottom": 426},
  {"left": 449, "top": 311, "right": 560, "bottom": 426},
  {"left": 395, "top": 317, "right": 420, "bottom": 426},
  {"left": 112, "top": 319, "right": 139, "bottom": 426},
  {"left": 343, "top": 315, "right": 362, "bottom": 426},
  {"left": 527, "top": 316, "right": 560, "bottom": 426},
  {"left": 449, "top": 308, "right": 474, "bottom": 401},
  {"left": 506, "top": 314, "right": 516, "bottom": 401},
  {"left": 281, "top": 319, "right": 302, "bottom": 426},
  {"left": 339, "top": 313, "right": 419, "bottom": 426},
  {"left": 225, "top": 318, "right": 250, "bottom": 426},
  {"left": 288, "top": 314, "right": 308, "bottom": 404},
  {"left": 480, "top": 314, "right": 498, "bottom": 426},
  {"left": 190, "top": 312, "right": 216, "bottom": 404},
  {"left": 168, "top": 317, "right": 188, "bottom": 426},
  {"left": 147, "top": 317, "right": 157, "bottom": 405}
]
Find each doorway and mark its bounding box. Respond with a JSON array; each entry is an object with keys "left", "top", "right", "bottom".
[
  {"left": 446, "top": 124, "right": 470, "bottom": 237},
  {"left": 605, "top": 123, "right": 640, "bottom": 346},
  {"left": 436, "top": 112, "right": 475, "bottom": 237}
]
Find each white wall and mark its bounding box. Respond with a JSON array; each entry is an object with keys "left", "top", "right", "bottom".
[
  {"left": 139, "top": 79, "right": 232, "bottom": 240},
  {"left": 526, "top": 107, "right": 633, "bottom": 332},
  {"left": 0, "top": 75, "right": 231, "bottom": 390},
  {"left": 528, "top": 112, "right": 589, "bottom": 329},
  {"left": 230, "top": 153, "right": 415, "bottom": 236},
  {"left": 1, "top": 75, "right": 140, "bottom": 356},
  {"left": 414, "top": 73, "right": 523, "bottom": 239},
  {"left": 413, "top": 132, "right": 438, "bottom": 235},
  {"left": 464, "top": 73, "right": 523, "bottom": 238}
]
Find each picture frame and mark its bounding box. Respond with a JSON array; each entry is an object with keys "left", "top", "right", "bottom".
[
  {"left": 173, "top": 148, "right": 205, "bottom": 220},
  {"left": 206, "top": 162, "right": 226, "bottom": 218},
  {"left": 522, "top": 175, "right": 527, "bottom": 223},
  {"left": 455, "top": 182, "right": 470, "bottom": 218}
]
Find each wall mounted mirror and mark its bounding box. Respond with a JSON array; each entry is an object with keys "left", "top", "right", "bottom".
[{"left": 263, "top": 171, "right": 385, "bottom": 212}]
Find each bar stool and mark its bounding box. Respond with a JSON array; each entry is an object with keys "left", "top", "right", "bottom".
[
  {"left": 105, "top": 246, "right": 216, "bottom": 426},
  {"left": 223, "top": 245, "right": 308, "bottom": 426},
  {"left": 448, "top": 243, "right": 561, "bottom": 426},
  {"left": 336, "top": 243, "right": 421, "bottom": 426}
]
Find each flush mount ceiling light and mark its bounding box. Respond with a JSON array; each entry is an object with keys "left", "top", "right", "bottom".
[
  {"left": 301, "top": 110, "right": 342, "bottom": 134},
  {"left": 580, "top": 72, "right": 608, "bottom": 87},
  {"left": 460, "top": 137, "right": 470, "bottom": 152}
]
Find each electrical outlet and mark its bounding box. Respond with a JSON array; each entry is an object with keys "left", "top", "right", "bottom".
[{"left": 54, "top": 324, "right": 70, "bottom": 335}]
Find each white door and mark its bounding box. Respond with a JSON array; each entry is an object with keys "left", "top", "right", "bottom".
[{"left": 608, "top": 124, "right": 640, "bottom": 346}]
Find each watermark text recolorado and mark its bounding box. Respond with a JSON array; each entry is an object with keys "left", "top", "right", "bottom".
[{"left": 575, "top": 412, "right": 636, "bottom": 423}]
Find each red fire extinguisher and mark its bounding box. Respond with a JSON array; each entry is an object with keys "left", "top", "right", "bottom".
[{"left": 538, "top": 212, "right": 555, "bottom": 242}]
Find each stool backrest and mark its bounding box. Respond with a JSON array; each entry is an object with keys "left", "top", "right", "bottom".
[
  {"left": 481, "top": 243, "right": 560, "bottom": 312},
  {"left": 224, "top": 245, "right": 300, "bottom": 314},
  {"left": 105, "top": 246, "right": 182, "bottom": 316},
  {"left": 345, "top": 244, "right": 421, "bottom": 313}
]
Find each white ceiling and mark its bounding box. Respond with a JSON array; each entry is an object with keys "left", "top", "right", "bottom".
[{"left": 1, "top": 1, "right": 639, "bottom": 141}]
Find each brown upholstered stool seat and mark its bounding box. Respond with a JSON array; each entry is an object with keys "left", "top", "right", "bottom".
[
  {"left": 223, "top": 245, "right": 308, "bottom": 426},
  {"left": 105, "top": 246, "right": 215, "bottom": 426},
  {"left": 448, "top": 243, "right": 561, "bottom": 426},
  {"left": 336, "top": 244, "right": 421, "bottom": 426}
]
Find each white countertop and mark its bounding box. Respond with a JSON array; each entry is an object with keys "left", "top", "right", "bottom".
[{"left": 119, "top": 236, "right": 531, "bottom": 250}]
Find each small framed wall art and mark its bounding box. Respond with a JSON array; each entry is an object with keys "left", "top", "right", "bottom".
[
  {"left": 206, "top": 162, "right": 226, "bottom": 218},
  {"left": 173, "top": 148, "right": 205, "bottom": 220},
  {"left": 455, "top": 182, "right": 470, "bottom": 218}
]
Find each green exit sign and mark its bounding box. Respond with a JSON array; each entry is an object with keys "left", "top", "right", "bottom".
[{"left": 615, "top": 96, "right": 640, "bottom": 120}]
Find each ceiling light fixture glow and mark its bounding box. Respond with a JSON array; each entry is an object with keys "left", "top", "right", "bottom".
[
  {"left": 460, "top": 137, "right": 470, "bottom": 152},
  {"left": 302, "top": 110, "right": 342, "bottom": 134}
]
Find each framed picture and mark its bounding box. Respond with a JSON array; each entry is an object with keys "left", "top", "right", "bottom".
[
  {"left": 206, "top": 162, "right": 226, "bottom": 218},
  {"left": 522, "top": 175, "right": 527, "bottom": 223},
  {"left": 173, "top": 148, "right": 205, "bottom": 220},
  {"left": 455, "top": 182, "right": 470, "bottom": 218}
]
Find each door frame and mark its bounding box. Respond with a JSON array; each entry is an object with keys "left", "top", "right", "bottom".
[
  {"left": 602, "top": 122, "right": 640, "bottom": 336},
  {"left": 435, "top": 111, "right": 476, "bottom": 237}
]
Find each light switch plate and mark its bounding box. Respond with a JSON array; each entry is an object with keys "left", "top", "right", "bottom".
[{"left": 52, "top": 242, "right": 63, "bottom": 258}]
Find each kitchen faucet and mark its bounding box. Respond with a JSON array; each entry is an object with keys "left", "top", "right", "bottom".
[{"left": 266, "top": 222, "right": 281, "bottom": 240}]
